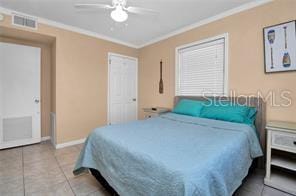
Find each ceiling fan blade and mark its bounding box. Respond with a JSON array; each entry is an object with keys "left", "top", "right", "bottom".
[
  {"left": 125, "top": 6, "right": 158, "bottom": 15},
  {"left": 75, "top": 3, "right": 114, "bottom": 10}
]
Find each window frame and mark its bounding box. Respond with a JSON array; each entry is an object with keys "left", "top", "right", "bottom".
[{"left": 175, "top": 33, "right": 229, "bottom": 96}]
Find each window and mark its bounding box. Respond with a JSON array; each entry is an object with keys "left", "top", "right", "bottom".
[{"left": 175, "top": 34, "right": 228, "bottom": 96}]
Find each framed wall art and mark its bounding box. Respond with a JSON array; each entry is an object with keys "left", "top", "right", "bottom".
[{"left": 263, "top": 20, "right": 296, "bottom": 73}]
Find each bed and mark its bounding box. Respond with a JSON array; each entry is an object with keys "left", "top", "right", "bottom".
[{"left": 74, "top": 96, "right": 266, "bottom": 196}]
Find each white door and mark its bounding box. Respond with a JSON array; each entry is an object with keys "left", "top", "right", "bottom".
[
  {"left": 0, "top": 42, "right": 41, "bottom": 149},
  {"left": 108, "top": 54, "right": 137, "bottom": 124}
]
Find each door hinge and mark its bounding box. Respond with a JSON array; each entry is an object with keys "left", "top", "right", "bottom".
[{"left": 109, "top": 59, "right": 111, "bottom": 64}]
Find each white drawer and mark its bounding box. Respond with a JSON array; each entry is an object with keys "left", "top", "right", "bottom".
[
  {"left": 271, "top": 131, "right": 296, "bottom": 152},
  {"left": 144, "top": 113, "right": 159, "bottom": 119}
]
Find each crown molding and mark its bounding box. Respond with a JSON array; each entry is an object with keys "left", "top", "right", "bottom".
[
  {"left": 138, "top": 0, "right": 273, "bottom": 48},
  {"left": 0, "top": 0, "right": 272, "bottom": 49},
  {"left": 0, "top": 6, "right": 138, "bottom": 48}
]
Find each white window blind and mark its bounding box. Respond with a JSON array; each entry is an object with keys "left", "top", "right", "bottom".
[{"left": 176, "top": 37, "right": 227, "bottom": 96}]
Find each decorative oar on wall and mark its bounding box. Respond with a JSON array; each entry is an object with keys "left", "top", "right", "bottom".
[
  {"left": 283, "top": 26, "right": 291, "bottom": 68},
  {"left": 267, "top": 30, "right": 275, "bottom": 69},
  {"left": 159, "top": 60, "right": 164, "bottom": 94}
]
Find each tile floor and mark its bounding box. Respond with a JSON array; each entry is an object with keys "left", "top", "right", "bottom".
[{"left": 0, "top": 141, "right": 293, "bottom": 196}]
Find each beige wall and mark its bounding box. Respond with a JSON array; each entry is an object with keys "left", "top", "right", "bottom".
[
  {"left": 0, "top": 14, "right": 138, "bottom": 144},
  {"left": 0, "top": 0, "right": 295, "bottom": 144},
  {"left": 138, "top": 0, "right": 296, "bottom": 123},
  {"left": 0, "top": 36, "right": 52, "bottom": 137}
]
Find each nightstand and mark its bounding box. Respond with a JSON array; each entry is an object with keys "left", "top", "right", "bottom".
[
  {"left": 142, "top": 107, "right": 170, "bottom": 119},
  {"left": 264, "top": 121, "right": 296, "bottom": 195}
]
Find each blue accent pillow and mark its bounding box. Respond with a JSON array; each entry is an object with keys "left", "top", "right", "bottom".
[
  {"left": 245, "top": 107, "right": 257, "bottom": 125},
  {"left": 172, "top": 99, "right": 205, "bottom": 117},
  {"left": 200, "top": 100, "right": 257, "bottom": 125},
  {"left": 200, "top": 104, "right": 250, "bottom": 123}
]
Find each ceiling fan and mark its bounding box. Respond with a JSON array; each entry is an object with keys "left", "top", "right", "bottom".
[{"left": 75, "top": 0, "right": 158, "bottom": 23}]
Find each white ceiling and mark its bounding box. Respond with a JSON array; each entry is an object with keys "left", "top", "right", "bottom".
[{"left": 0, "top": 0, "right": 268, "bottom": 47}]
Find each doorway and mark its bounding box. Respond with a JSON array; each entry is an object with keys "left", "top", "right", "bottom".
[
  {"left": 108, "top": 53, "right": 138, "bottom": 125},
  {"left": 0, "top": 42, "right": 41, "bottom": 149}
]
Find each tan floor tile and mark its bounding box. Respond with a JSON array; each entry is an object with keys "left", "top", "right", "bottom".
[
  {"left": 0, "top": 167, "right": 23, "bottom": 185},
  {"left": 24, "top": 156, "right": 60, "bottom": 177},
  {"left": 1, "top": 144, "right": 292, "bottom": 196},
  {"left": 54, "top": 146, "right": 80, "bottom": 157},
  {"left": 23, "top": 142, "right": 54, "bottom": 156},
  {"left": 0, "top": 147, "right": 22, "bottom": 161},
  {"left": 56, "top": 151, "right": 80, "bottom": 166},
  {"left": 23, "top": 142, "right": 53, "bottom": 153},
  {"left": 26, "top": 181, "right": 74, "bottom": 196},
  {"left": 0, "top": 177, "right": 24, "bottom": 196},
  {"left": 23, "top": 141, "right": 53, "bottom": 150},
  {"left": 23, "top": 149, "right": 55, "bottom": 164},
  {"left": 44, "top": 141, "right": 56, "bottom": 151},
  {"left": 69, "top": 174, "right": 102, "bottom": 196},
  {"left": 0, "top": 147, "right": 23, "bottom": 171},
  {"left": 262, "top": 186, "right": 291, "bottom": 196},
  {"left": 0, "top": 158, "right": 23, "bottom": 171},
  {"left": 61, "top": 163, "right": 88, "bottom": 180},
  {"left": 24, "top": 167, "right": 67, "bottom": 194}
]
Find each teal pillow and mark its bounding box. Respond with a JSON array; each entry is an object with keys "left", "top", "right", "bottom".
[
  {"left": 244, "top": 107, "right": 257, "bottom": 125},
  {"left": 172, "top": 99, "right": 205, "bottom": 117},
  {"left": 200, "top": 103, "right": 250, "bottom": 123}
]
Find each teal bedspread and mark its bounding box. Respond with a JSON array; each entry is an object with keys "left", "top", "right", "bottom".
[{"left": 74, "top": 113, "right": 263, "bottom": 196}]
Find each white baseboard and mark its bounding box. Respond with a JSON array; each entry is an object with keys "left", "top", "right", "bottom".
[
  {"left": 55, "top": 138, "right": 86, "bottom": 149},
  {"left": 41, "top": 136, "right": 51, "bottom": 141}
]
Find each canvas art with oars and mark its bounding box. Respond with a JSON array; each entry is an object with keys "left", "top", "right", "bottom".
[{"left": 264, "top": 20, "right": 296, "bottom": 73}]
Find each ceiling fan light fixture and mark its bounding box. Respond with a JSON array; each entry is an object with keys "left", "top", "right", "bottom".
[{"left": 111, "top": 5, "right": 128, "bottom": 22}]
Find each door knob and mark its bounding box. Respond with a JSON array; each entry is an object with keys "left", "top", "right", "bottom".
[
  {"left": 34, "top": 99, "right": 40, "bottom": 104},
  {"left": 132, "top": 98, "right": 136, "bottom": 101}
]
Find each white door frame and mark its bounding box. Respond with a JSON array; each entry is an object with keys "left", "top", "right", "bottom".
[{"left": 107, "top": 52, "right": 138, "bottom": 125}]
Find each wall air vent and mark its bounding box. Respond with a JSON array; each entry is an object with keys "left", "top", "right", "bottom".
[{"left": 12, "top": 14, "right": 37, "bottom": 29}]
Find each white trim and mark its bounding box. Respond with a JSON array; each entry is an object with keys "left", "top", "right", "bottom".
[
  {"left": 175, "top": 33, "right": 229, "bottom": 96},
  {"left": 223, "top": 34, "right": 229, "bottom": 95},
  {"left": 1, "top": 1, "right": 271, "bottom": 48},
  {"left": 0, "top": 6, "right": 12, "bottom": 15},
  {"left": 50, "top": 112, "right": 56, "bottom": 146},
  {"left": 0, "top": 138, "right": 40, "bottom": 149},
  {"left": 139, "top": 0, "right": 272, "bottom": 48},
  {"left": 108, "top": 52, "right": 138, "bottom": 61},
  {"left": 175, "top": 46, "right": 180, "bottom": 97},
  {"left": 0, "top": 6, "right": 137, "bottom": 48},
  {"left": 41, "top": 136, "right": 51, "bottom": 141},
  {"left": 107, "top": 52, "right": 138, "bottom": 125},
  {"left": 55, "top": 138, "right": 86, "bottom": 149}
]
